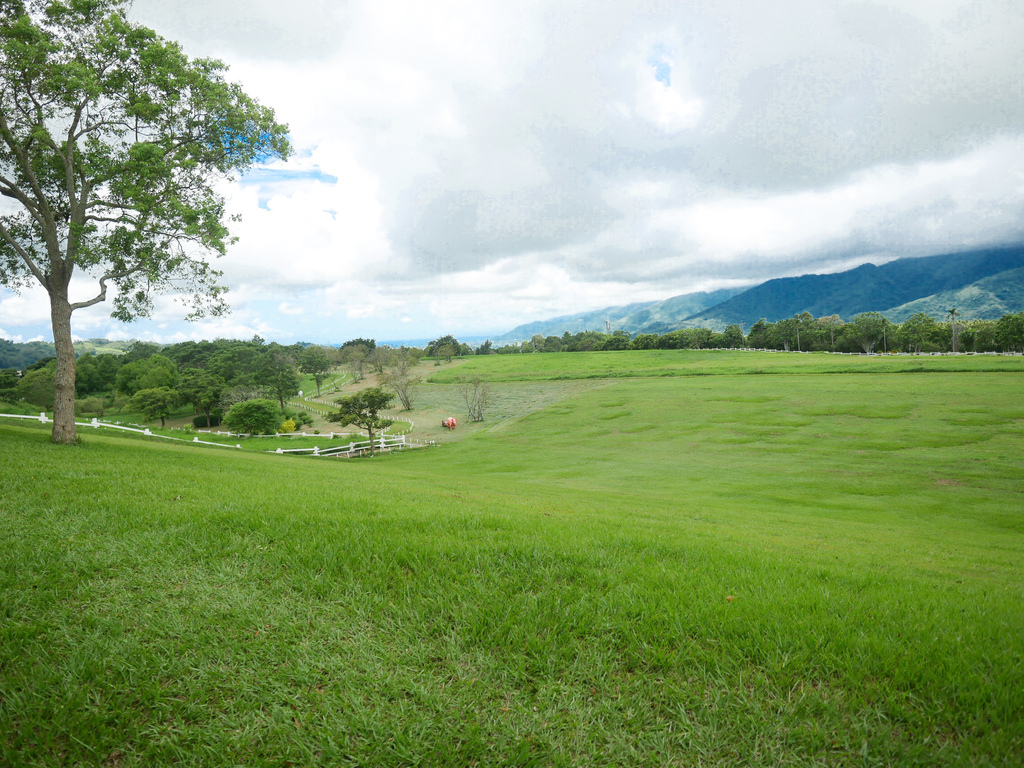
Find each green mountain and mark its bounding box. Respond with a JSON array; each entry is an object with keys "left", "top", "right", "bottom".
[
  {"left": 686, "top": 246, "right": 1024, "bottom": 327},
  {"left": 491, "top": 288, "right": 746, "bottom": 343},
  {"left": 883, "top": 266, "right": 1024, "bottom": 321}
]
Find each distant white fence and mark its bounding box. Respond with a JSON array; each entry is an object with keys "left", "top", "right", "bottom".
[
  {"left": 1, "top": 411, "right": 427, "bottom": 458},
  {"left": 0, "top": 412, "right": 242, "bottom": 448}
]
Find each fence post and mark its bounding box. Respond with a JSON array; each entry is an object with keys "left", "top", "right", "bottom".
[
  {"left": 314, "top": 446, "right": 320, "bottom": 456},
  {"left": 39, "top": 412, "right": 47, "bottom": 423}
]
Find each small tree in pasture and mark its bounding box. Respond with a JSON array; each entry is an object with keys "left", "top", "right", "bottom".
[
  {"left": 458, "top": 377, "right": 492, "bottom": 422},
  {"left": 329, "top": 387, "right": 394, "bottom": 454},
  {"left": 129, "top": 387, "right": 178, "bottom": 427}
]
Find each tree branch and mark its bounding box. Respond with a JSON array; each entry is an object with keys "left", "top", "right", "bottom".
[
  {"left": 0, "top": 219, "right": 47, "bottom": 286},
  {"left": 68, "top": 268, "right": 137, "bottom": 311}
]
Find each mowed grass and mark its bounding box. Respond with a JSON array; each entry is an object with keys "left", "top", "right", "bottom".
[
  {"left": 428, "top": 348, "right": 1024, "bottom": 383},
  {"left": 1, "top": 360, "right": 1023, "bottom": 766}
]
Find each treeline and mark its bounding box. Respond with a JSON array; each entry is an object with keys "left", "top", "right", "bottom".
[
  {"left": 1, "top": 337, "right": 329, "bottom": 427},
  {"left": 0, "top": 335, "right": 428, "bottom": 431},
  {"left": 480, "top": 311, "right": 1024, "bottom": 355}
]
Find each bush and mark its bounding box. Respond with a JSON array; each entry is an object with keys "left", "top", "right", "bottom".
[
  {"left": 193, "top": 414, "right": 221, "bottom": 428},
  {"left": 280, "top": 418, "right": 297, "bottom": 433},
  {"left": 76, "top": 396, "right": 105, "bottom": 417},
  {"left": 223, "top": 399, "right": 282, "bottom": 436}
]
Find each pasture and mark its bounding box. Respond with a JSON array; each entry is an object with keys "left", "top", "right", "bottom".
[{"left": 1, "top": 352, "right": 1022, "bottom": 766}]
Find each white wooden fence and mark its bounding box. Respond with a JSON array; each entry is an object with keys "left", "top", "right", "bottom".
[
  {"left": 269, "top": 433, "right": 423, "bottom": 458},
  {"left": 1, "top": 411, "right": 428, "bottom": 458},
  {"left": 0, "top": 412, "right": 242, "bottom": 448}
]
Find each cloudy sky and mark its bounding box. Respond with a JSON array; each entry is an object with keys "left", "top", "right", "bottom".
[{"left": 2, "top": 0, "right": 1023, "bottom": 345}]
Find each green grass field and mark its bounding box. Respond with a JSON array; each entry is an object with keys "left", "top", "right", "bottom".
[{"left": 2, "top": 352, "right": 1022, "bottom": 766}]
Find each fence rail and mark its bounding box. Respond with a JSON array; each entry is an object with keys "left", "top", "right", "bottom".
[
  {"left": 2, "top": 412, "right": 428, "bottom": 458},
  {"left": 0, "top": 412, "right": 242, "bottom": 448},
  {"left": 269, "top": 433, "right": 423, "bottom": 458}
]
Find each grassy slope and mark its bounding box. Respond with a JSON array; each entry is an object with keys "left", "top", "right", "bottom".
[{"left": 1, "top": 354, "right": 1023, "bottom": 766}]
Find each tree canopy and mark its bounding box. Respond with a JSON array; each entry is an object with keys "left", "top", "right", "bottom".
[
  {"left": 329, "top": 387, "right": 394, "bottom": 454},
  {"left": 0, "top": 0, "right": 290, "bottom": 443}
]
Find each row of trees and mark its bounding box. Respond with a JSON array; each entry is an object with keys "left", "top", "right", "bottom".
[{"left": 473, "top": 311, "right": 1024, "bottom": 355}]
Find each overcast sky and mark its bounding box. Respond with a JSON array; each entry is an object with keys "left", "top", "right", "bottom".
[{"left": 2, "top": 0, "right": 1023, "bottom": 345}]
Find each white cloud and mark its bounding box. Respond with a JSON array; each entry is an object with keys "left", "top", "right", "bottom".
[{"left": 2, "top": 0, "right": 1022, "bottom": 345}]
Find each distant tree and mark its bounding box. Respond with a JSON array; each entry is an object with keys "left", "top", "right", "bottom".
[
  {"left": 380, "top": 352, "right": 419, "bottom": 411},
  {"left": 341, "top": 338, "right": 376, "bottom": 351},
  {"left": 720, "top": 324, "right": 745, "bottom": 348},
  {"left": 346, "top": 345, "right": 368, "bottom": 381},
  {"left": 299, "top": 347, "right": 332, "bottom": 396},
  {"left": 897, "top": 313, "right": 938, "bottom": 354},
  {"left": 817, "top": 315, "right": 842, "bottom": 351},
  {"left": 255, "top": 350, "right": 300, "bottom": 408},
  {"left": 129, "top": 387, "right": 178, "bottom": 427},
  {"left": 329, "top": 387, "right": 394, "bottom": 454},
  {"left": 224, "top": 398, "right": 282, "bottom": 436},
  {"left": 74, "top": 352, "right": 121, "bottom": 396},
  {"left": 14, "top": 366, "right": 56, "bottom": 409},
  {"left": 120, "top": 342, "right": 161, "bottom": 364},
  {"left": 115, "top": 354, "right": 177, "bottom": 396},
  {"left": 218, "top": 384, "right": 269, "bottom": 411},
  {"left": 543, "top": 336, "right": 562, "bottom": 352},
  {"left": 475, "top": 340, "right": 494, "bottom": 355},
  {"left": 177, "top": 368, "right": 226, "bottom": 427},
  {"left": 458, "top": 377, "right": 492, "bottom": 422},
  {"left": 427, "top": 335, "right": 460, "bottom": 362},
  {"left": 996, "top": 312, "right": 1024, "bottom": 352},
  {"left": 947, "top": 308, "right": 961, "bottom": 353},
  {"left": 631, "top": 333, "right": 660, "bottom": 350},
  {"left": 366, "top": 346, "right": 396, "bottom": 376},
  {"left": 846, "top": 312, "right": 888, "bottom": 354},
  {"left": 76, "top": 395, "right": 105, "bottom": 417},
  {"left": 0, "top": 369, "right": 18, "bottom": 399},
  {"left": 746, "top": 319, "right": 772, "bottom": 349},
  {"left": 966, "top": 319, "right": 998, "bottom": 352},
  {"left": 602, "top": 330, "right": 632, "bottom": 350}
]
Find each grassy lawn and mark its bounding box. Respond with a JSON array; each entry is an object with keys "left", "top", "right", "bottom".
[
  {"left": 1, "top": 355, "right": 1022, "bottom": 766},
  {"left": 429, "top": 348, "right": 1024, "bottom": 382}
]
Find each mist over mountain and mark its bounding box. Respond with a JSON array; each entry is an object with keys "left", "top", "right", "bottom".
[{"left": 491, "top": 288, "right": 746, "bottom": 343}]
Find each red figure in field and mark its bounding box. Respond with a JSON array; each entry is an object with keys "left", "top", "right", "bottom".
[{"left": 442, "top": 417, "right": 458, "bottom": 430}]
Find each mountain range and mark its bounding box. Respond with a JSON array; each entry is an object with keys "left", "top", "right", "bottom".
[{"left": 493, "top": 246, "right": 1024, "bottom": 341}]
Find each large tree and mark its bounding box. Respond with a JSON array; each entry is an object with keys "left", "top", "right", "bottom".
[{"left": 0, "top": 0, "right": 289, "bottom": 443}]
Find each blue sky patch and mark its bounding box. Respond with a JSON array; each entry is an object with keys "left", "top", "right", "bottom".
[{"left": 648, "top": 45, "right": 672, "bottom": 86}]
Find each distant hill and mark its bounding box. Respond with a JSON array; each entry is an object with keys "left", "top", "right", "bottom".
[
  {"left": 0, "top": 339, "right": 55, "bottom": 370},
  {"left": 686, "top": 246, "right": 1024, "bottom": 328},
  {"left": 491, "top": 288, "right": 746, "bottom": 343},
  {"left": 882, "top": 266, "right": 1024, "bottom": 321},
  {"left": 489, "top": 246, "right": 1024, "bottom": 340},
  {"left": 0, "top": 338, "right": 129, "bottom": 370}
]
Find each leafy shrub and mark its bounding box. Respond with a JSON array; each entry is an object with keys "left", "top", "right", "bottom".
[
  {"left": 76, "top": 396, "right": 105, "bottom": 417},
  {"left": 280, "top": 418, "right": 297, "bottom": 433},
  {"left": 223, "top": 399, "right": 282, "bottom": 436}
]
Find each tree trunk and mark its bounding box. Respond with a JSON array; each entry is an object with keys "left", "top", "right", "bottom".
[{"left": 49, "top": 290, "right": 78, "bottom": 444}]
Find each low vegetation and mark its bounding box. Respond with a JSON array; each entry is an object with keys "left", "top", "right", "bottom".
[{"left": 2, "top": 352, "right": 1022, "bottom": 766}]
